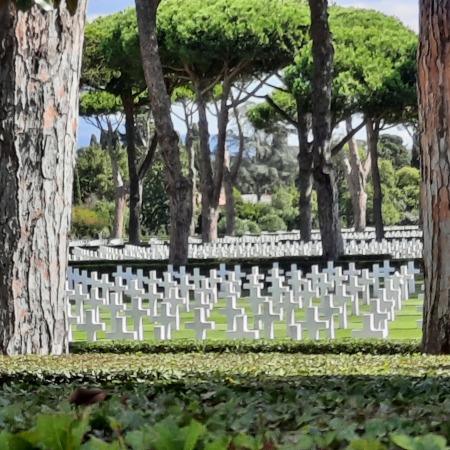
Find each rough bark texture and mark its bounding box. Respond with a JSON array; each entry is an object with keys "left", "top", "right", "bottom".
[
  {"left": 122, "top": 92, "right": 141, "bottom": 244},
  {"left": 308, "top": 0, "right": 344, "bottom": 260},
  {"left": 366, "top": 119, "right": 384, "bottom": 241},
  {"left": 418, "top": 0, "right": 450, "bottom": 354},
  {"left": 0, "top": 0, "right": 87, "bottom": 355},
  {"left": 340, "top": 117, "right": 370, "bottom": 232},
  {"left": 134, "top": 0, "right": 192, "bottom": 265}
]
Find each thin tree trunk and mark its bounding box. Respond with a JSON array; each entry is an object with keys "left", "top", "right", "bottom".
[
  {"left": 113, "top": 187, "right": 127, "bottom": 239},
  {"left": 192, "top": 76, "right": 232, "bottom": 243},
  {"left": 0, "top": 0, "right": 87, "bottom": 355},
  {"left": 224, "top": 147, "right": 235, "bottom": 236},
  {"left": 195, "top": 88, "right": 216, "bottom": 242},
  {"left": 102, "top": 123, "right": 127, "bottom": 239},
  {"left": 366, "top": 118, "right": 384, "bottom": 241},
  {"left": 418, "top": 0, "right": 450, "bottom": 354},
  {"left": 224, "top": 104, "right": 246, "bottom": 236},
  {"left": 184, "top": 120, "right": 197, "bottom": 237},
  {"left": 122, "top": 92, "right": 141, "bottom": 244},
  {"left": 134, "top": 0, "right": 192, "bottom": 265},
  {"left": 308, "top": 0, "right": 344, "bottom": 261},
  {"left": 297, "top": 109, "right": 313, "bottom": 242},
  {"left": 340, "top": 117, "right": 370, "bottom": 232}
]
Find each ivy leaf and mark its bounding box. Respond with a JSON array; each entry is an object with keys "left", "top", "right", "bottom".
[
  {"left": 181, "top": 420, "right": 207, "bottom": 450},
  {"left": 0, "top": 431, "right": 35, "bottom": 450},
  {"left": 349, "top": 439, "right": 387, "bottom": 450},
  {"left": 389, "top": 434, "right": 415, "bottom": 450}
]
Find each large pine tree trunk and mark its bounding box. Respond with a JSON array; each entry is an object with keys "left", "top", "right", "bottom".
[
  {"left": 366, "top": 119, "right": 384, "bottom": 241},
  {"left": 134, "top": 0, "right": 192, "bottom": 265},
  {"left": 0, "top": 1, "right": 87, "bottom": 355},
  {"left": 418, "top": 0, "right": 450, "bottom": 354},
  {"left": 308, "top": 0, "right": 344, "bottom": 261}
]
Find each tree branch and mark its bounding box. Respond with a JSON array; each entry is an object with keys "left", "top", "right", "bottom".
[
  {"left": 138, "top": 132, "right": 158, "bottom": 180},
  {"left": 331, "top": 118, "right": 367, "bottom": 157},
  {"left": 264, "top": 95, "right": 297, "bottom": 128}
]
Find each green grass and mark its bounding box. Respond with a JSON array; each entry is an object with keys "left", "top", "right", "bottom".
[{"left": 70, "top": 295, "right": 424, "bottom": 342}]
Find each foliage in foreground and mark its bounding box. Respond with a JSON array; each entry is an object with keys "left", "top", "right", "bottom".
[
  {"left": 69, "top": 339, "right": 422, "bottom": 356},
  {"left": 2, "top": 373, "right": 450, "bottom": 449}
]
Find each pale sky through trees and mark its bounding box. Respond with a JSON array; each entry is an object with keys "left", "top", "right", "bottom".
[
  {"left": 78, "top": 0, "right": 417, "bottom": 148},
  {"left": 87, "top": 0, "right": 418, "bottom": 31}
]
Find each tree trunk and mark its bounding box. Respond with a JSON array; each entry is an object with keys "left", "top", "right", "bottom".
[
  {"left": 195, "top": 87, "right": 216, "bottom": 243},
  {"left": 0, "top": 0, "right": 87, "bottom": 355},
  {"left": 122, "top": 92, "right": 141, "bottom": 244},
  {"left": 418, "top": 0, "right": 450, "bottom": 354},
  {"left": 224, "top": 104, "right": 246, "bottom": 237},
  {"left": 366, "top": 118, "right": 384, "bottom": 241},
  {"left": 340, "top": 117, "right": 370, "bottom": 232},
  {"left": 297, "top": 108, "right": 313, "bottom": 242},
  {"left": 134, "top": 0, "right": 192, "bottom": 265},
  {"left": 185, "top": 123, "right": 197, "bottom": 237},
  {"left": 102, "top": 123, "right": 127, "bottom": 239},
  {"left": 308, "top": 0, "right": 344, "bottom": 261},
  {"left": 193, "top": 77, "right": 232, "bottom": 242},
  {"left": 113, "top": 186, "right": 127, "bottom": 239},
  {"left": 224, "top": 147, "right": 235, "bottom": 236}
]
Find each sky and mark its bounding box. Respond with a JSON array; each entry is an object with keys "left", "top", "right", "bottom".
[
  {"left": 86, "top": 0, "right": 418, "bottom": 31},
  {"left": 78, "top": 0, "right": 419, "bottom": 148}
]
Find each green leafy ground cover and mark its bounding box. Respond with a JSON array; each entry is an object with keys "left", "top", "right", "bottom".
[{"left": 2, "top": 347, "right": 450, "bottom": 448}]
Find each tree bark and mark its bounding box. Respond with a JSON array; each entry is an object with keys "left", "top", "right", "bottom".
[
  {"left": 102, "top": 122, "right": 127, "bottom": 239},
  {"left": 308, "top": 0, "right": 344, "bottom": 261},
  {"left": 183, "top": 111, "right": 197, "bottom": 237},
  {"left": 340, "top": 117, "right": 370, "bottom": 232},
  {"left": 195, "top": 87, "right": 218, "bottom": 242},
  {"left": 224, "top": 148, "right": 235, "bottom": 236},
  {"left": 122, "top": 92, "right": 141, "bottom": 244},
  {"left": 0, "top": 0, "right": 87, "bottom": 355},
  {"left": 297, "top": 107, "right": 313, "bottom": 242},
  {"left": 366, "top": 118, "right": 384, "bottom": 241},
  {"left": 224, "top": 104, "right": 246, "bottom": 236},
  {"left": 418, "top": 0, "right": 450, "bottom": 354},
  {"left": 134, "top": 0, "right": 192, "bottom": 265},
  {"left": 190, "top": 73, "right": 234, "bottom": 243}
]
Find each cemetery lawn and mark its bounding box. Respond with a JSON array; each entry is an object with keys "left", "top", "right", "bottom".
[
  {"left": 3, "top": 347, "right": 450, "bottom": 448},
  {"left": 71, "top": 296, "right": 424, "bottom": 342}
]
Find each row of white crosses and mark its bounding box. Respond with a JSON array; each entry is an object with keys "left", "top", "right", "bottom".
[
  {"left": 69, "top": 238, "right": 422, "bottom": 262},
  {"left": 68, "top": 226, "right": 421, "bottom": 248},
  {"left": 66, "top": 260, "right": 422, "bottom": 342}
]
